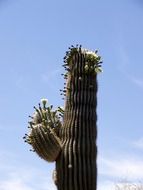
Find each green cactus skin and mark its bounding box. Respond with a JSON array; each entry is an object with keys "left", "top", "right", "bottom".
[
  {"left": 24, "top": 101, "right": 63, "bottom": 162},
  {"left": 56, "top": 45, "right": 102, "bottom": 190},
  {"left": 24, "top": 45, "right": 102, "bottom": 190},
  {"left": 28, "top": 124, "right": 62, "bottom": 162}
]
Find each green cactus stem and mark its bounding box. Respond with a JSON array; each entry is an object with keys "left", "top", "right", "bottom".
[{"left": 56, "top": 45, "right": 102, "bottom": 190}]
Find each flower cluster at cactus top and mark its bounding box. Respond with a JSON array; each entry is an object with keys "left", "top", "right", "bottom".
[
  {"left": 84, "top": 49, "right": 102, "bottom": 73},
  {"left": 63, "top": 45, "right": 103, "bottom": 74},
  {"left": 82, "top": 49, "right": 98, "bottom": 57}
]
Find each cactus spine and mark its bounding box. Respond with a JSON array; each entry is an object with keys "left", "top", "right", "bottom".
[{"left": 24, "top": 45, "right": 102, "bottom": 190}]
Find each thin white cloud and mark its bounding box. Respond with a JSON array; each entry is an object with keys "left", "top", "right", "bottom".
[
  {"left": 130, "top": 77, "right": 143, "bottom": 89},
  {"left": 119, "top": 66, "right": 143, "bottom": 90},
  {"left": 0, "top": 178, "right": 33, "bottom": 190},
  {"left": 0, "top": 150, "right": 56, "bottom": 190},
  {"left": 41, "top": 68, "right": 62, "bottom": 83},
  {"left": 0, "top": 174, "right": 56, "bottom": 190},
  {"left": 0, "top": 165, "right": 56, "bottom": 190},
  {"left": 132, "top": 137, "right": 143, "bottom": 149},
  {"left": 98, "top": 156, "right": 143, "bottom": 181},
  {"left": 98, "top": 180, "right": 115, "bottom": 190},
  {"left": 41, "top": 68, "right": 63, "bottom": 91},
  {"left": 98, "top": 180, "right": 143, "bottom": 190},
  {"left": 115, "top": 182, "right": 143, "bottom": 190},
  {"left": 116, "top": 43, "right": 143, "bottom": 91},
  {"left": 98, "top": 181, "right": 143, "bottom": 190},
  {"left": 118, "top": 44, "right": 130, "bottom": 68}
]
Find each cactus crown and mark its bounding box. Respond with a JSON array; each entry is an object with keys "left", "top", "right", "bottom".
[{"left": 63, "top": 45, "right": 103, "bottom": 75}]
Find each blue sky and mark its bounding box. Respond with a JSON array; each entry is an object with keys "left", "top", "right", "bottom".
[{"left": 0, "top": 0, "right": 143, "bottom": 189}]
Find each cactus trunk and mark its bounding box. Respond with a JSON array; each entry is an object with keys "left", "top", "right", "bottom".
[{"left": 56, "top": 49, "right": 98, "bottom": 190}]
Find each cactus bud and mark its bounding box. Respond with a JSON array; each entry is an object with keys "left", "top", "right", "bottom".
[
  {"left": 41, "top": 98, "right": 48, "bottom": 108},
  {"left": 94, "top": 67, "right": 103, "bottom": 73},
  {"left": 84, "top": 64, "right": 89, "bottom": 73}
]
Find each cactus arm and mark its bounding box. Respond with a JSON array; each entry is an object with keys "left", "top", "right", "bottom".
[{"left": 24, "top": 100, "right": 63, "bottom": 162}]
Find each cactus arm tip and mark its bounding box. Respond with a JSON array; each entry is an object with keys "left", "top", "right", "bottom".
[{"left": 24, "top": 100, "right": 64, "bottom": 162}]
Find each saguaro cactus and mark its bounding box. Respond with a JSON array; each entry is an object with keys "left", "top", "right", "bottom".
[{"left": 24, "top": 45, "right": 102, "bottom": 190}]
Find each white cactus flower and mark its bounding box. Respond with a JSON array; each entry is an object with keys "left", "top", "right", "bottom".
[
  {"left": 81, "top": 48, "right": 98, "bottom": 58},
  {"left": 95, "top": 67, "right": 103, "bottom": 73},
  {"left": 41, "top": 98, "right": 48, "bottom": 106},
  {"left": 85, "top": 50, "right": 98, "bottom": 59}
]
